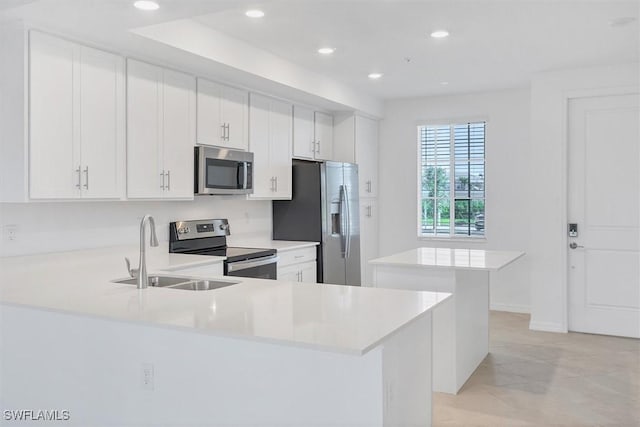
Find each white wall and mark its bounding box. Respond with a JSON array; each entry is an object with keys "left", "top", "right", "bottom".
[
  {"left": 529, "top": 62, "right": 639, "bottom": 333},
  {"left": 0, "top": 197, "right": 271, "bottom": 257},
  {"left": 379, "top": 88, "right": 532, "bottom": 313}
]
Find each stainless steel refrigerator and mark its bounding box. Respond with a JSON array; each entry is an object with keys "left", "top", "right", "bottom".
[{"left": 273, "top": 160, "right": 361, "bottom": 286}]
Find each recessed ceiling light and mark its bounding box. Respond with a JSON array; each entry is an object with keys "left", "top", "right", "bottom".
[
  {"left": 609, "top": 17, "right": 636, "bottom": 27},
  {"left": 317, "top": 47, "right": 335, "bottom": 55},
  {"left": 368, "top": 73, "right": 383, "bottom": 80},
  {"left": 440, "top": 81, "right": 449, "bottom": 85},
  {"left": 133, "top": 0, "right": 159, "bottom": 11},
  {"left": 430, "top": 30, "right": 450, "bottom": 39},
  {"left": 245, "top": 9, "right": 265, "bottom": 18}
]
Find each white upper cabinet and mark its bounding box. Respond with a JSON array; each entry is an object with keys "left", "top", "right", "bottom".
[
  {"left": 196, "top": 78, "right": 248, "bottom": 150},
  {"left": 29, "top": 31, "right": 125, "bottom": 200},
  {"left": 292, "top": 105, "right": 315, "bottom": 159},
  {"left": 249, "top": 93, "right": 292, "bottom": 200},
  {"left": 293, "top": 107, "right": 334, "bottom": 161},
  {"left": 355, "top": 115, "right": 379, "bottom": 198},
  {"left": 127, "top": 59, "right": 195, "bottom": 200},
  {"left": 314, "top": 111, "right": 334, "bottom": 161}
]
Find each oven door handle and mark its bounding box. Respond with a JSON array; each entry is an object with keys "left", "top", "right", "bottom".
[{"left": 226, "top": 255, "right": 279, "bottom": 273}]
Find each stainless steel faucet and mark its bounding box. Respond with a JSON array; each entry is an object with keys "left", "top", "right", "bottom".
[{"left": 137, "top": 214, "right": 159, "bottom": 289}]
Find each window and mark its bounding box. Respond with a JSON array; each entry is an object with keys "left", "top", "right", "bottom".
[{"left": 418, "top": 121, "right": 485, "bottom": 237}]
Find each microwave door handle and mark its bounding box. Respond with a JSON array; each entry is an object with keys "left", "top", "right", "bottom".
[{"left": 243, "top": 162, "right": 248, "bottom": 190}]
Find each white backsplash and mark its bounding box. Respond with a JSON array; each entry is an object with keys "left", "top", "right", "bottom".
[{"left": 0, "top": 197, "right": 272, "bottom": 257}]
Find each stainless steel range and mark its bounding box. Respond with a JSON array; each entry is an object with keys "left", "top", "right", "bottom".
[{"left": 169, "top": 219, "right": 277, "bottom": 280}]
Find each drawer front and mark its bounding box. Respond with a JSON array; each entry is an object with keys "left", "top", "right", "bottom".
[{"left": 278, "top": 246, "right": 316, "bottom": 267}]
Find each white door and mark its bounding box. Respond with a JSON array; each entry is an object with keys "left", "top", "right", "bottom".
[
  {"left": 270, "top": 98, "right": 292, "bottom": 199},
  {"left": 29, "top": 31, "right": 78, "bottom": 199},
  {"left": 355, "top": 116, "right": 379, "bottom": 198},
  {"left": 248, "top": 93, "right": 272, "bottom": 198},
  {"left": 359, "top": 199, "right": 379, "bottom": 286},
  {"left": 162, "top": 68, "right": 195, "bottom": 200},
  {"left": 79, "top": 46, "right": 124, "bottom": 199},
  {"left": 568, "top": 93, "right": 640, "bottom": 338},
  {"left": 314, "top": 111, "right": 334, "bottom": 161},
  {"left": 196, "top": 78, "right": 223, "bottom": 146},
  {"left": 293, "top": 105, "right": 315, "bottom": 159},
  {"left": 126, "top": 60, "right": 163, "bottom": 199},
  {"left": 221, "top": 85, "right": 248, "bottom": 150}
]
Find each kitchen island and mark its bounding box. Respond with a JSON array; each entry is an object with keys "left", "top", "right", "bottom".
[
  {"left": 0, "top": 245, "right": 450, "bottom": 427},
  {"left": 369, "top": 247, "right": 525, "bottom": 394}
]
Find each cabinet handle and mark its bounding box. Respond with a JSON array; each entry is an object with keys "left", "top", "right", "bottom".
[
  {"left": 316, "top": 140, "right": 320, "bottom": 154},
  {"left": 297, "top": 271, "right": 301, "bottom": 282},
  {"left": 166, "top": 170, "right": 171, "bottom": 191},
  {"left": 275, "top": 176, "right": 278, "bottom": 192},
  {"left": 83, "top": 166, "right": 89, "bottom": 190},
  {"left": 270, "top": 176, "right": 275, "bottom": 192},
  {"left": 367, "top": 205, "right": 372, "bottom": 218},
  {"left": 294, "top": 255, "right": 304, "bottom": 259},
  {"left": 226, "top": 123, "right": 230, "bottom": 141},
  {"left": 366, "top": 180, "right": 372, "bottom": 193},
  {"left": 75, "top": 166, "right": 81, "bottom": 189},
  {"left": 220, "top": 123, "right": 226, "bottom": 140},
  {"left": 160, "top": 171, "right": 165, "bottom": 190},
  {"left": 310, "top": 140, "right": 316, "bottom": 154}
]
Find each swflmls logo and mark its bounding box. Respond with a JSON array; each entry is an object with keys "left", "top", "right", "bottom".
[{"left": 3, "top": 409, "right": 70, "bottom": 421}]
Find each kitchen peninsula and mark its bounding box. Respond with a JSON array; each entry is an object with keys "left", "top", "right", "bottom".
[
  {"left": 0, "top": 245, "right": 450, "bottom": 427},
  {"left": 369, "top": 247, "right": 525, "bottom": 394}
]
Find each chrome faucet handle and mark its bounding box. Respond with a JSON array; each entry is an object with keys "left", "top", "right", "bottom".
[{"left": 124, "top": 257, "right": 138, "bottom": 278}]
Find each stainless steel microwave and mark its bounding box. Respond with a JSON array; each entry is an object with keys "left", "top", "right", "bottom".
[{"left": 194, "top": 146, "right": 253, "bottom": 195}]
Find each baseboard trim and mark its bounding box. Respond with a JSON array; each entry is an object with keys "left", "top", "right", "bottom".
[
  {"left": 529, "top": 320, "right": 567, "bottom": 333},
  {"left": 490, "top": 303, "right": 530, "bottom": 314}
]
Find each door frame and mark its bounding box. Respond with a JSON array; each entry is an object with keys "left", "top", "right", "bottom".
[{"left": 561, "top": 85, "right": 640, "bottom": 332}]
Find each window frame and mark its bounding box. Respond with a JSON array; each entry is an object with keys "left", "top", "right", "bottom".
[{"left": 416, "top": 118, "right": 488, "bottom": 241}]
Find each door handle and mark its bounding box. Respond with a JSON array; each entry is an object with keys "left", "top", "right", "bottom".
[
  {"left": 83, "top": 166, "right": 89, "bottom": 190},
  {"left": 569, "top": 242, "right": 584, "bottom": 249}
]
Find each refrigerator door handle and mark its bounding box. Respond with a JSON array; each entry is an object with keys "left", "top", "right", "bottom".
[
  {"left": 339, "top": 185, "right": 347, "bottom": 258},
  {"left": 344, "top": 185, "right": 351, "bottom": 259}
]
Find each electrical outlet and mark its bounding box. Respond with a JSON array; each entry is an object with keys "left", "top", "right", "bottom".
[
  {"left": 3, "top": 225, "right": 18, "bottom": 242},
  {"left": 141, "top": 363, "right": 154, "bottom": 390}
]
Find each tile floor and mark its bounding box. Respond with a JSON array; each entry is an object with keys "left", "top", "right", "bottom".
[{"left": 433, "top": 311, "right": 640, "bottom": 426}]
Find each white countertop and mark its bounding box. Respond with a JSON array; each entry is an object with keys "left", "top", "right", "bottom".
[
  {"left": 370, "top": 247, "right": 525, "bottom": 271},
  {"left": 228, "top": 238, "right": 319, "bottom": 252},
  {"left": 0, "top": 244, "right": 449, "bottom": 355}
]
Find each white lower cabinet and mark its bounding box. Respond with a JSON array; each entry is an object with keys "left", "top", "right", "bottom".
[
  {"left": 277, "top": 247, "right": 317, "bottom": 283},
  {"left": 359, "top": 199, "right": 378, "bottom": 286},
  {"left": 127, "top": 59, "right": 195, "bottom": 200}
]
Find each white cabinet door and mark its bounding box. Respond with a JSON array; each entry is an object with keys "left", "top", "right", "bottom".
[
  {"left": 277, "top": 264, "right": 301, "bottom": 282},
  {"left": 293, "top": 105, "right": 315, "bottom": 159},
  {"left": 314, "top": 111, "right": 334, "bottom": 161},
  {"left": 249, "top": 93, "right": 272, "bottom": 198},
  {"left": 197, "top": 79, "right": 248, "bottom": 150},
  {"left": 196, "top": 78, "right": 223, "bottom": 146},
  {"left": 300, "top": 261, "right": 317, "bottom": 284},
  {"left": 222, "top": 85, "right": 248, "bottom": 150},
  {"left": 29, "top": 32, "right": 78, "bottom": 199},
  {"left": 78, "top": 45, "right": 124, "bottom": 199},
  {"left": 270, "top": 98, "right": 292, "bottom": 199},
  {"left": 359, "top": 199, "right": 378, "bottom": 286},
  {"left": 127, "top": 60, "right": 163, "bottom": 199},
  {"left": 162, "top": 68, "right": 195, "bottom": 200},
  {"left": 355, "top": 116, "right": 378, "bottom": 199}
]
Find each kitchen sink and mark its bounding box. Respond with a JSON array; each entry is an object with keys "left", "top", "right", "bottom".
[
  {"left": 169, "top": 280, "right": 238, "bottom": 291},
  {"left": 111, "top": 275, "right": 240, "bottom": 291},
  {"left": 112, "top": 275, "right": 188, "bottom": 287}
]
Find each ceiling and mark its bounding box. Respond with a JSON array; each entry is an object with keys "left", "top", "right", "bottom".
[
  {"left": 2, "top": 0, "right": 638, "bottom": 102},
  {"left": 195, "top": 0, "right": 640, "bottom": 99}
]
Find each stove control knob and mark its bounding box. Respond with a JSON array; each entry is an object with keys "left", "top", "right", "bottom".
[
  {"left": 219, "top": 224, "right": 228, "bottom": 230},
  {"left": 178, "top": 227, "right": 190, "bottom": 235}
]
